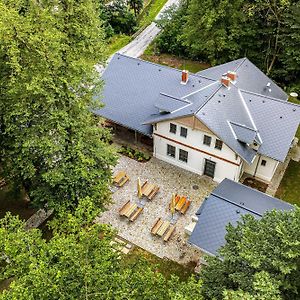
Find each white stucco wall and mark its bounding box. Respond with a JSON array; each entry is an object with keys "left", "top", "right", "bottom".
[
  {"left": 243, "top": 155, "right": 279, "bottom": 182},
  {"left": 153, "top": 121, "right": 242, "bottom": 183}
]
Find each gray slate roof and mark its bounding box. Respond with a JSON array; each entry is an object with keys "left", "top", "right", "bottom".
[
  {"left": 95, "top": 54, "right": 300, "bottom": 162},
  {"left": 189, "top": 179, "right": 293, "bottom": 256},
  {"left": 229, "top": 121, "right": 258, "bottom": 144}
]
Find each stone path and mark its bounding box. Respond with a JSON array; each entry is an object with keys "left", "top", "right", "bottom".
[{"left": 95, "top": 156, "right": 216, "bottom": 265}]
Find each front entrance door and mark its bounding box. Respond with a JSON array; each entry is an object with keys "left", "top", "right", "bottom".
[{"left": 204, "top": 159, "right": 216, "bottom": 178}]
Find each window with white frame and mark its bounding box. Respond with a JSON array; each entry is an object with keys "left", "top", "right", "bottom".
[
  {"left": 179, "top": 149, "right": 188, "bottom": 163},
  {"left": 203, "top": 135, "right": 212, "bottom": 146},
  {"left": 167, "top": 144, "right": 176, "bottom": 158},
  {"left": 180, "top": 127, "right": 188, "bottom": 138},
  {"left": 215, "top": 139, "right": 223, "bottom": 150},
  {"left": 169, "top": 123, "right": 177, "bottom": 134}
]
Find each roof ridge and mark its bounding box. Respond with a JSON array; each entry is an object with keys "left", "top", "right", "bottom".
[
  {"left": 159, "top": 92, "right": 191, "bottom": 104},
  {"left": 241, "top": 89, "right": 300, "bottom": 106},
  {"left": 115, "top": 53, "right": 216, "bottom": 82},
  {"left": 223, "top": 179, "right": 293, "bottom": 208},
  {"left": 211, "top": 192, "right": 262, "bottom": 217},
  {"left": 229, "top": 121, "right": 257, "bottom": 132},
  {"left": 233, "top": 57, "right": 247, "bottom": 72},
  {"left": 194, "top": 84, "right": 223, "bottom": 115}
]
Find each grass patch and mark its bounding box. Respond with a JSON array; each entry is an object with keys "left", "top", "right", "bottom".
[
  {"left": 107, "top": 34, "right": 132, "bottom": 56},
  {"left": 141, "top": 52, "right": 210, "bottom": 73},
  {"left": 275, "top": 160, "right": 300, "bottom": 206},
  {"left": 139, "top": 0, "right": 168, "bottom": 28},
  {"left": 122, "top": 247, "right": 196, "bottom": 281}
]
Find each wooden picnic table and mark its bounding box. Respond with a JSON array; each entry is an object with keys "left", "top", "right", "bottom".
[
  {"left": 141, "top": 181, "right": 159, "bottom": 200},
  {"left": 119, "top": 200, "right": 131, "bottom": 216},
  {"left": 114, "top": 171, "right": 126, "bottom": 184},
  {"left": 124, "top": 203, "right": 137, "bottom": 218},
  {"left": 164, "top": 225, "right": 175, "bottom": 242},
  {"left": 151, "top": 218, "right": 163, "bottom": 235},
  {"left": 157, "top": 221, "right": 170, "bottom": 237},
  {"left": 175, "top": 197, "right": 186, "bottom": 211},
  {"left": 129, "top": 207, "right": 143, "bottom": 222}
]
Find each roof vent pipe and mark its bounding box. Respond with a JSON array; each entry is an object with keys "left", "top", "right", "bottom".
[{"left": 181, "top": 70, "right": 189, "bottom": 84}]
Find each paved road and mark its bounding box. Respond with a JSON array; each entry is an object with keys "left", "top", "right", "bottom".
[{"left": 119, "top": 0, "right": 180, "bottom": 58}]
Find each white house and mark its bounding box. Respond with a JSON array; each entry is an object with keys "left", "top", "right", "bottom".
[{"left": 95, "top": 53, "right": 300, "bottom": 183}]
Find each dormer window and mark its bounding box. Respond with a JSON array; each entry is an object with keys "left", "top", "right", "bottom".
[{"left": 169, "top": 123, "right": 176, "bottom": 134}]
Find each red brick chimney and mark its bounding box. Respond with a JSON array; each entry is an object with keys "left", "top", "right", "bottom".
[
  {"left": 181, "top": 70, "right": 189, "bottom": 84},
  {"left": 227, "top": 71, "right": 237, "bottom": 81},
  {"left": 221, "top": 76, "right": 230, "bottom": 87}
]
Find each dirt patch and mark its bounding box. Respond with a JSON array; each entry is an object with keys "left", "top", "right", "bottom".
[
  {"left": 141, "top": 53, "right": 210, "bottom": 73},
  {"left": 243, "top": 177, "right": 268, "bottom": 193}
]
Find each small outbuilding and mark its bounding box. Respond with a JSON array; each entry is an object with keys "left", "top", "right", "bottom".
[{"left": 188, "top": 178, "right": 293, "bottom": 256}]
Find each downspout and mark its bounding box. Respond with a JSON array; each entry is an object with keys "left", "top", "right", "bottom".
[{"left": 253, "top": 155, "right": 261, "bottom": 177}]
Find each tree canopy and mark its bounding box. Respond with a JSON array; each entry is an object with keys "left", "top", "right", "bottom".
[
  {"left": 156, "top": 0, "right": 300, "bottom": 90},
  {"left": 0, "top": 211, "right": 203, "bottom": 300},
  {"left": 0, "top": 0, "right": 116, "bottom": 211},
  {"left": 200, "top": 207, "right": 300, "bottom": 300}
]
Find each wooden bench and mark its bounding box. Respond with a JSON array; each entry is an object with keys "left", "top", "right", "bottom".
[
  {"left": 151, "top": 218, "right": 163, "bottom": 235},
  {"left": 164, "top": 225, "right": 175, "bottom": 242},
  {"left": 124, "top": 203, "right": 137, "bottom": 218},
  {"left": 175, "top": 197, "right": 186, "bottom": 211},
  {"left": 119, "top": 200, "right": 131, "bottom": 216},
  {"left": 148, "top": 186, "right": 159, "bottom": 200},
  {"left": 180, "top": 200, "right": 191, "bottom": 215},
  {"left": 118, "top": 175, "right": 129, "bottom": 187},
  {"left": 129, "top": 207, "right": 143, "bottom": 222},
  {"left": 113, "top": 171, "right": 129, "bottom": 187},
  {"left": 157, "top": 221, "right": 170, "bottom": 237}
]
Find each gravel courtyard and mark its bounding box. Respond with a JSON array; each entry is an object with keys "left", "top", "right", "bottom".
[{"left": 96, "top": 156, "right": 217, "bottom": 265}]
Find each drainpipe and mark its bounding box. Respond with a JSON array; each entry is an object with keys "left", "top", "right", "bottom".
[{"left": 253, "top": 155, "right": 261, "bottom": 178}]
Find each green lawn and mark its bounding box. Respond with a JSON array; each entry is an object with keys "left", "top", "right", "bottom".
[
  {"left": 275, "top": 160, "right": 300, "bottom": 206},
  {"left": 106, "top": 0, "right": 168, "bottom": 55},
  {"left": 122, "top": 247, "right": 196, "bottom": 281},
  {"left": 107, "top": 34, "right": 132, "bottom": 56},
  {"left": 138, "top": 0, "right": 168, "bottom": 28}
]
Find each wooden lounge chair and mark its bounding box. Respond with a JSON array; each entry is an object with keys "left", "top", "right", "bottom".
[
  {"left": 148, "top": 186, "right": 159, "bottom": 200},
  {"left": 129, "top": 207, "right": 143, "bottom": 222},
  {"left": 175, "top": 196, "right": 186, "bottom": 211},
  {"left": 119, "top": 200, "right": 131, "bottom": 216},
  {"left": 169, "top": 195, "right": 180, "bottom": 209},
  {"left": 157, "top": 221, "right": 170, "bottom": 237},
  {"left": 164, "top": 225, "right": 175, "bottom": 242},
  {"left": 124, "top": 203, "right": 137, "bottom": 218},
  {"left": 180, "top": 200, "right": 191, "bottom": 215},
  {"left": 151, "top": 218, "right": 163, "bottom": 235}
]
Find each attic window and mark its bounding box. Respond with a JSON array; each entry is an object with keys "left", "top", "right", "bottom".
[
  {"left": 169, "top": 123, "right": 177, "bottom": 134},
  {"left": 203, "top": 135, "right": 212, "bottom": 146},
  {"left": 261, "top": 159, "right": 267, "bottom": 166},
  {"left": 215, "top": 139, "right": 223, "bottom": 150}
]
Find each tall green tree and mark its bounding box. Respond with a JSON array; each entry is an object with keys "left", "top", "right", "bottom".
[
  {"left": 128, "top": 0, "right": 143, "bottom": 17},
  {"left": 0, "top": 212, "right": 203, "bottom": 299},
  {"left": 201, "top": 207, "right": 300, "bottom": 300},
  {"left": 0, "top": 0, "right": 116, "bottom": 211}
]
